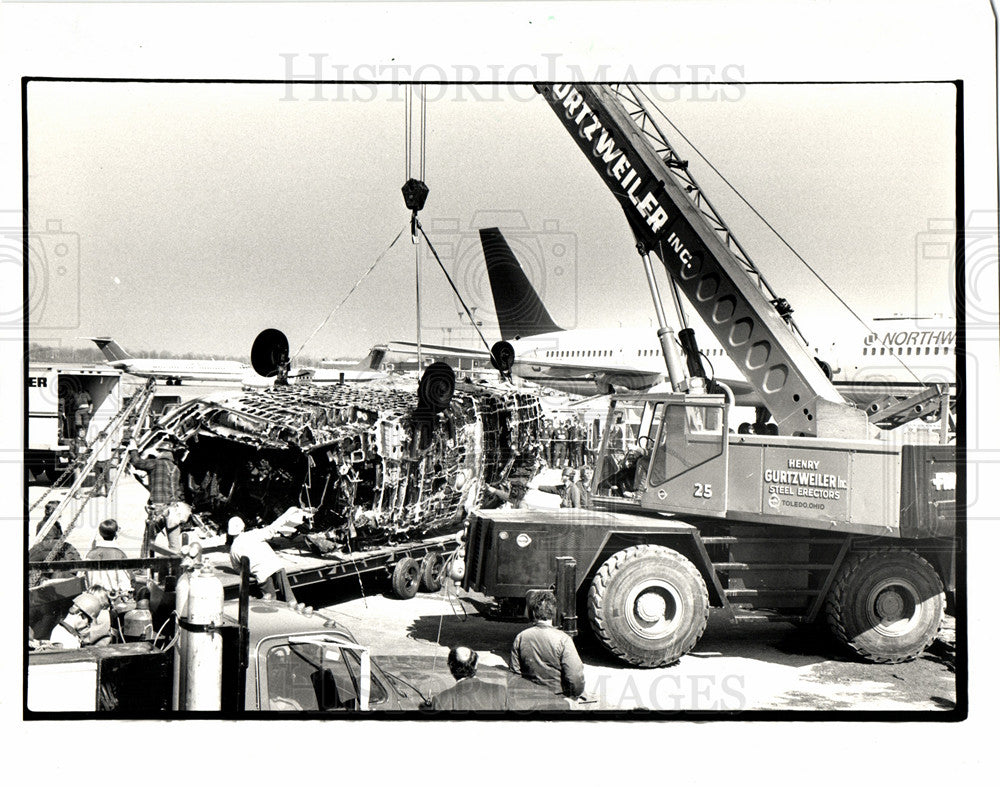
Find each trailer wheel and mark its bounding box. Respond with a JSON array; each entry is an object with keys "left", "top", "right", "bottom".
[
  {"left": 391, "top": 557, "right": 421, "bottom": 599},
  {"left": 825, "top": 548, "right": 944, "bottom": 663},
  {"left": 588, "top": 544, "right": 709, "bottom": 667},
  {"left": 420, "top": 552, "right": 445, "bottom": 593}
]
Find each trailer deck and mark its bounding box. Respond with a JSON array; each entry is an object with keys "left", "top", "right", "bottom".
[{"left": 201, "top": 531, "right": 464, "bottom": 598}]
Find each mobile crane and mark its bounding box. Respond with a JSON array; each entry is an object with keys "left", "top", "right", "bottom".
[{"left": 462, "top": 83, "right": 957, "bottom": 667}]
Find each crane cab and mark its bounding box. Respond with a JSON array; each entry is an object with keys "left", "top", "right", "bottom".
[{"left": 592, "top": 393, "right": 729, "bottom": 517}]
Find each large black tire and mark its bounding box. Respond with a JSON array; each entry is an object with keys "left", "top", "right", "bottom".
[
  {"left": 825, "top": 548, "right": 944, "bottom": 664},
  {"left": 419, "top": 552, "right": 445, "bottom": 593},
  {"left": 391, "top": 557, "right": 421, "bottom": 599},
  {"left": 588, "top": 545, "right": 709, "bottom": 667}
]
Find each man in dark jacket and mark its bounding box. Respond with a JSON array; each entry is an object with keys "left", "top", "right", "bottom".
[
  {"left": 510, "top": 591, "right": 586, "bottom": 698},
  {"left": 129, "top": 438, "right": 190, "bottom": 553},
  {"left": 431, "top": 647, "right": 509, "bottom": 711}
]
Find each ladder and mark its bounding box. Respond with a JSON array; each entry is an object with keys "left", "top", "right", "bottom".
[{"left": 31, "top": 380, "right": 157, "bottom": 559}]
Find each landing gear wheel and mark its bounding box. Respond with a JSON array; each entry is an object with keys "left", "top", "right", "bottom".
[
  {"left": 825, "top": 548, "right": 944, "bottom": 663},
  {"left": 588, "top": 544, "right": 709, "bottom": 667},
  {"left": 420, "top": 552, "right": 445, "bottom": 593},
  {"left": 391, "top": 557, "right": 421, "bottom": 599}
]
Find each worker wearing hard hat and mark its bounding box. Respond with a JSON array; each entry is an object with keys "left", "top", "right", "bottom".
[
  {"left": 47, "top": 592, "right": 113, "bottom": 650},
  {"left": 227, "top": 507, "right": 312, "bottom": 600}
]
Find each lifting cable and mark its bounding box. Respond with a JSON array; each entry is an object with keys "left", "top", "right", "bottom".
[
  {"left": 416, "top": 219, "right": 493, "bottom": 354},
  {"left": 401, "top": 85, "right": 493, "bottom": 357},
  {"left": 635, "top": 86, "right": 925, "bottom": 384},
  {"left": 290, "top": 226, "right": 407, "bottom": 362}
]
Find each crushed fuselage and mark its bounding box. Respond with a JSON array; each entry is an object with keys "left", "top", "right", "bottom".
[{"left": 139, "top": 381, "right": 541, "bottom": 547}]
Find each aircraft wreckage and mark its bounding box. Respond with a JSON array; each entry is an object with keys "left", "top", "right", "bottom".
[{"left": 137, "top": 371, "right": 542, "bottom": 549}]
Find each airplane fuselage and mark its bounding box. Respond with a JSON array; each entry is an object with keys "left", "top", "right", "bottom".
[{"left": 508, "top": 321, "right": 956, "bottom": 402}]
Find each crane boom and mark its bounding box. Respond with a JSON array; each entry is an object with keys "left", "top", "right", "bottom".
[{"left": 535, "top": 83, "right": 870, "bottom": 438}]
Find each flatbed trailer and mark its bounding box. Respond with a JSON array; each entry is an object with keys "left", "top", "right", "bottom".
[{"left": 202, "top": 530, "right": 464, "bottom": 601}]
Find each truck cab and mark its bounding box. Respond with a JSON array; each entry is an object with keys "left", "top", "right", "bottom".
[
  {"left": 27, "top": 579, "right": 426, "bottom": 713},
  {"left": 232, "top": 599, "right": 424, "bottom": 712},
  {"left": 594, "top": 393, "right": 728, "bottom": 518}
]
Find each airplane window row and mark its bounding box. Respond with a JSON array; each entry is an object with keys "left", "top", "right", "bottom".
[
  {"left": 545, "top": 350, "right": 615, "bottom": 358},
  {"left": 635, "top": 348, "right": 727, "bottom": 358},
  {"left": 862, "top": 346, "right": 951, "bottom": 356}
]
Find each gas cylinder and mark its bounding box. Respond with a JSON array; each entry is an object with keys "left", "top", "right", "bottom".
[
  {"left": 178, "top": 565, "right": 224, "bottom": 711},
  {"left": 171, "top": 564, "right": 193, "bottom": 710},
  {"left": 122, "top": 598, "right": 153, "bottom": 641}
]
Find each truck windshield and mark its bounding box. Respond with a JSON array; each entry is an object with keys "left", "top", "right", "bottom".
[{"left": 263, "top": 642, "right": 387, "bottom": 711}]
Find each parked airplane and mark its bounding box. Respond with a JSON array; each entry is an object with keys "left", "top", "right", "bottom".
[
  {"left": 88, "top": 337, "right": 253, "bottom": 384},
  {"left": 390, "top": 228, "right": 956, "bottom": 408},
  {"left": 89, "top": 336, "right": 387, "bottom": 386}
]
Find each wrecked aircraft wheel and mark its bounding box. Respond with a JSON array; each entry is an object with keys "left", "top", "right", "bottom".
[
  {"left": 251, "top": 328, "right": 289, "bottom": 377},
  {"left": 825, "top": 548, "right": 944, "bottom": 664},
  {"left": 588, "top": 545, "right": 709, "bottom": 667},
  {"left": 490, "top": 340, "right": 515, "bottom": 374},
  {"left": 419, "top": 552, "right": 445, "bottom": 593},
  {"left": 418, "top": 362, "right": 456, "bottom": 413},
  {"left": 391, "top": 557, "right": 422, "bottom": 599}
]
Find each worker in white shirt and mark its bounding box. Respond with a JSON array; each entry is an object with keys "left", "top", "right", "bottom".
[{"left": 227, "top": 507, "right": 312, "bottom": 600}]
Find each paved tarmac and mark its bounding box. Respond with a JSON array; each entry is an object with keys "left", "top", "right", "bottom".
[
  {"left": 295, "top": 579, "right": 957, "bottom": 713},
  {"left": 28, "top": 472, "right": 958, "bottom": 714}
]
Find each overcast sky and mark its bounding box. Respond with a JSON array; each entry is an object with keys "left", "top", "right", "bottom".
[{"left": 26, "top": 80, "right": 956, "bottom": 359}]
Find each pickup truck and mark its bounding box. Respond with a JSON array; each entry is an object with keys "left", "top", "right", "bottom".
[{"left": 27, "top": 573, "right": 426, "bottom": 713}]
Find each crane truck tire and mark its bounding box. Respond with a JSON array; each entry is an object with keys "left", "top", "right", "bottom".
[
  {"left": 588, "top": 544, "right": 709, "bottom": 667},
  {"left": 419, "top": 552, "right": 445, "bottom": 593},
  {"left": 391, "top": 557, "right": 421, "bottom": 599},
  {"left": 825, "top": 548, "right": 945, "bottom": 663}
]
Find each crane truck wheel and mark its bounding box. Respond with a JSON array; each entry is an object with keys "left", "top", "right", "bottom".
[
  {"left": 419, "top": 552, "right": 445, "bottom": 593},
  {"left": 391, "top": 557, "right": 422, "bottom": 599},
  {"left": 825, "top": 548, "right": 944, "bottom": 664},
  {"left": 588, "top": 545, "right": 709, "bottom": 668}
]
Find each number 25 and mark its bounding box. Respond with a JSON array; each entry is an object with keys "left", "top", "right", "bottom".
[{"left": 694, "top": 483, "right": 713, "bottom": 499}]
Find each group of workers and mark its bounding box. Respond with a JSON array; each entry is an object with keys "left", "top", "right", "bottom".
[
  {"left": 30, "top": 517, "right": 137, "bottom": 650},
  {"left": 29, "top": 415, "right": 596, "bottom": 709},
  {"left": 431, "top": 590, "right": 586, "bottom": 711},
  {"left": 540, "top": 416, "right": 590, "bottom": 469}
]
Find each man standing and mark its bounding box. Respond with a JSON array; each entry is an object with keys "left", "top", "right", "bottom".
[
  {"left": 553, "top": 420, "right": 567, "bottom": 468},
  {"left": 567, "top": 419, "right": 581, "bottom": 468},
  {"left": 85, "top": 519, "right": 132, "bottom": 599},
  {"left": 74, "top": 390, "right": 93, "bottom": 444},
  {"left": 541, "top": 418, "right": 554, "bottom": 466},
  {"left": 510, "top": 591, "right": 585, "bottom": 698},
  {"left": 430, "top": 647, "right": 509, "bottom": 711},
  {"left": 86, "top": 415, "right": 119, "bottom": 496},
  {"left": 129, "top": 438, "right": 190, "bottom": 554}
]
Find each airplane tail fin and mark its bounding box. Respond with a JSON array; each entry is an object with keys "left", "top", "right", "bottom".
[
  {"left": 88, "top": 337, "right": 132, "bottom": 363},
  {"left": 479, "top": 227, "right": 562, "bottom": 341},
  {"left": 355, "top": 345, "right": 387, "bottom": 371}
]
